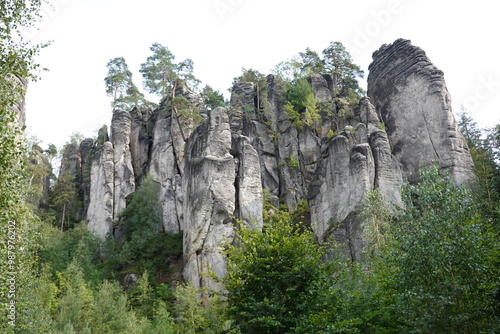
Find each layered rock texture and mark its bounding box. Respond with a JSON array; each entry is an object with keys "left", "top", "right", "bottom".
[
  {"left": 59, "top": 39, "right": 475, "bottom": 287},
  {"left": 368, "top": 39, "right": 475, "bottom": 185}
]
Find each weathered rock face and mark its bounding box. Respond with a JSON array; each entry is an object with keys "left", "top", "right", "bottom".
[
  {"left": 309, "top": 129, "right": 374, "bottom": 261},
  {"left": 310, "top": 73, "right": 332, "bottom": 102},
  {"left": 129, "top": 108, "right": 151, "bottom": 185},
  {"left": 183, "top": 107, "right": 237, "bottom": 291},
  {"left": 59, "top": 142, "right": 82, "bottom": 179},
  {"left": 12, "top": 75, "right": 27, "bottom": 128},
  {"left": 79, "top": 138, "right": 96, "bottom": 218},
  {"left": 111, "top": 110, "right": 136, "bottom": 218},
  {"left": 368, "top": 39, "right": 475, "bottom": 185},
  {"left": 148, "top": 114, "right": 183, "bottom": 233},
  {"left": 309, "top": 96, "right": 404, "bottom": 260},
  {"left": 359, "top": 97, "right": 404, "bottom": 207},
  {"left": 87, "top": 142, "right": 114, "bottom": 238},
  {"left": 78, "top": 39, "right": 477, "bottom": 286},
  {"left": 86, "top": 85, "right": 204, "bottom": 238},
  {"left": 182, "top": 107, "right": 264, "bottom": 291}
]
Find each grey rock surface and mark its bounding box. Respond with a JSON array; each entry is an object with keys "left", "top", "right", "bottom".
[
  {"left": 78, "top": 40, "right": 478, "bottom": 286},
  {"left": 87, "top": 142, "right": 114, "bottom": 238},
  {"left": 309, "top": 134, "right": 376, "bottom": 261},
  {"left": 236, "top": 136, "right": 263, "bottom": 229},
  {"left": 148, "top": 116, "right": 182, "bottom": 232},
  {"left": 183, "top": 107, "right": 237, "bottom": 291},
  {"left": 129, "top": 108, "right": 150, "bottom": 185},
  {"left": 12, "top": 75, "right": 27, "bottom": 128},
  {"left": 368, "top": 39, "right": 475, "bottom": 185},
  {"left": 110, "top": 110, "right": 136, "bottom": 219}
]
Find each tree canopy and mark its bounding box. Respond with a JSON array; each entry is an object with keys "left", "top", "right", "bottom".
[
  {"left": 104, "top": 57, "right": 146, "bottom": 110},
  {"left": 140, "top": 42, "right": 200, "bottom": 100}
]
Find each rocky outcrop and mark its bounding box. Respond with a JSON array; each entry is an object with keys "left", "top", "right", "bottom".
[
  {"left": 359, "top": 97, "right": 403, "bottom": 207},
  {"left": 110, "top": 110, "right": 136, "bottom": 219},
  {"left": 148, "top": 114, "right": 183, "bottom": 232},
  {"left": 12, "top": 75, "right": 27, "bottom": 128},
  {"left": 182, "top": 107, "right": 264, "bottom": 291},
  {"left": 87, "top": 142, "right": 114, "bottom": 238},
  {"left": 309, "top": 128, "right": 375, "bottom": 260},
  {"left": 59, "top": 142, "right": 82, "bottom": 179},
  {"left": 309, "top": 97, "right": 404, "bottom": 260},
  {"left": 310, "top": 73, "right": 333, "bottom": 102},
  {"left": 368, "top": 38, "right": 475, "bottom": 185},
  {"left": 78, "top": 39, "right": 477, "bottom": 285},
  {"left": 79, "top": 138, "right": 96, "bottom": 218},
  {"left": 129, "top": 108, "right": 151, "bottom": 185},
  {"left": 182, "top": 107, "right": 237, "bottom": 291},
  {"left": 235, "top": 136, "right": 264, "bottom": 228}
]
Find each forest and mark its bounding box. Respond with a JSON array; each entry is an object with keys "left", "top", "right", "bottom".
[{"left": 1, "top": 1, "right": 499, "bottom": 333}]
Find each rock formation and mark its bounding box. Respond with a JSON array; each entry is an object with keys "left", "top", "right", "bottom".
[
  {"left": 183, "top": 108, "right": 237, "bottom": 291},
  {"left": 87, "top": 142, "right": 114, "bottom": 237},
  {"left": 368, "top": 38, "right": 475, "bottom": 185},
  {"left": 110, "top": 110, "right": 136, "bottom": 218},
  {"left": 74, "top": 39, "right": 476, "bottom": 285}
]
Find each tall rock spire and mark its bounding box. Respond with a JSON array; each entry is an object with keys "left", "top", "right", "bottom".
[{"left": 367, "top": 39, "right": 475, "bottom": 185}]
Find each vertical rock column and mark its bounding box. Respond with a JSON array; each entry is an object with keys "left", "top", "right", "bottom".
[
  {"left": 368, "top": 38, "right": 475, "bottom": 185},
  {"left": 87, "top": 142, "right": 115, "bottom": 238},
  {"left": 149, "top": 115, "right": 182, "bottom": 233},
  {"left": 110, "top": 110, "right": 136, "bottom": 219},
  {"left": 183, "top": 107, "right": 237, "bottom": 292},
  {"left": 308, "top": 133, "right": 375, "bottom": 260}
]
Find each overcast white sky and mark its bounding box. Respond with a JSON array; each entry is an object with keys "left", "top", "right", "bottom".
[{"left": 24, "top": 0, "right": 500, "bottom": 149}]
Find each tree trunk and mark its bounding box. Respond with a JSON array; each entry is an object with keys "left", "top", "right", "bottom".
[{"left": 60, "top": 203, "right": 66, "bottom": 231}]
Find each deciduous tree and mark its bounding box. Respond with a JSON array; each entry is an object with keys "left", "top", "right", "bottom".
[{"left": 375, "top": 166, "right": 499, "bottom": 333}]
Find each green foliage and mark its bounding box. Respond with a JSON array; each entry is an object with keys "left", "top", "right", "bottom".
[
  {"left": 274, "top": 41, "right": 364, "bottom": 100},
  {"left": 25, "top": 141, "right": 52, "bottom": 207},
  {"left": 458, "top": 110, "right": 500, "bottom": 221},
  {"left": 374, "top": 166, "right": 499, "bottom": 333},
  {"left": 140, "top": 42, "right": 199, "bottom": 100},
  {"left": 174, "top": 283, "right": 212, "bottom": 333},
  {"left": 232, "top": 68, "right": 271, "bottom": 120},
  {"left": 48, "top": 171, "right": 80, "bottom": 231},
  {"left": 284, "top": 78, "right": 320, "bottom": 130},
  {"left": 140, "top": 42, "right": 175, "bottom": 97},
  {"left": 96, "top": 124, "right": 109, "bottom": 145},
  {"left": 326, "top": 129, "right": 336, "bottom": 140},
  {"left": 38, "top": 222, "right": 103, "bottom": 287},
  {"left": 170, "top": 95, "right": 203, "bottom": 128},
  {"left": 232, "top": 68, "right": 266, "bottom": 86},
  {"left": 91, "top": 280, "right": 149, "bottom": 333},
  {"left": 221, "top": 215, "right": 356, "bottom": 333},
  {"left": 56, "top": 261, "right": 95, "bottom": 332},
  {"left": 298, "top": 47, "right": 324, "bottom": 75},
  {"left": 112, "top": 175, "right": 183, "bottom": 276},
  {"left": 322, "top": 41, "right": 364, "bottom": 97},
  {"left": 288, "top": 155, "right": 300, "bottom": 168},
  {"left": 0, "top": 2, "right": 54, "bottom": 332},
  {"left": 360, "top": 189, "right": 392, "bottom": 262},
  {"left": 201, "top": 84, "right": 226, "bottom": 111},
  {"left": 105, "top": 57, "right": 147, "bottom": 110}
]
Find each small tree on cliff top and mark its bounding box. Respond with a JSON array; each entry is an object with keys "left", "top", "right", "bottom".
[
  {"left": 104, "top": 57, "right": 146, "bottom": 110},
  {"left": 140, "top": 42, "right": 200, "bottom": 99},
  {"left": 322, "top": 41, "right": 364, "bottom": 96}
]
